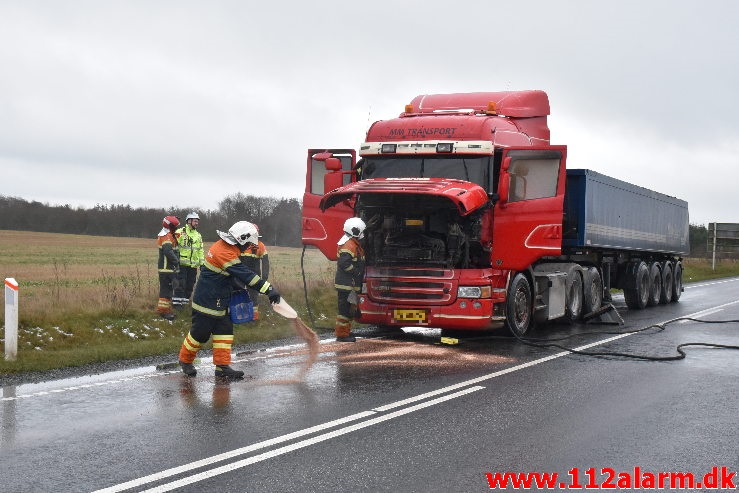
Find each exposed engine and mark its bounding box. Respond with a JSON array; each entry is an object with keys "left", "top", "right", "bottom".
[{"left": 356, "top": 194, "right": 491, "bottom": 268}]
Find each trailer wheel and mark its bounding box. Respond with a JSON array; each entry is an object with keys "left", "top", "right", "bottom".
[
  {"left": 583, "top": 267, "right": 603, "bottom": 315},
  {"left": 671, "top": 261, "right": 683, "bottom": 302},
  {"left": 659, "top": 261, "right": 673, "bottom": 304},
  {"left": 624, "top": 261, "right": 649, "bottom": 309},
  {"left": 564, "top": 267, "right": 583, "bottom": 322},
  {"left": 647, "top": 262, "right": 662, "bottom": 307},
  {"left": 506, "top": 273, "right": 533, "bottom": 337}
]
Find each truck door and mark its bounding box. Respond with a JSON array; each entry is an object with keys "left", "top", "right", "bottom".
[
  {"left": 492, "top": 146, "right": 567, "bottom": 270},
  {"left": 302, "top": 149, "right": 356, "bottom": 260}
]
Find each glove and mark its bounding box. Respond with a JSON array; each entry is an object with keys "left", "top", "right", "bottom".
[{"left": 267, "top": 286, "right": 281, "bottom": 304}]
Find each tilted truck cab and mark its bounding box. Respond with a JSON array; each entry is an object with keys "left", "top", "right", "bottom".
[{"left": 302, "top": 91, "right": 689, "bottom": 336}]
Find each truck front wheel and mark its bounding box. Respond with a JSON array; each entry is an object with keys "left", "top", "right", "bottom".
[{"left": 506, "top": 273, "right": 533, "bottom": 337}]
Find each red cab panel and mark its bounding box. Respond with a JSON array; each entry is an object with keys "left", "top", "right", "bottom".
[{"left": 302, "top": 149, "right": 356, "bottom": 260}]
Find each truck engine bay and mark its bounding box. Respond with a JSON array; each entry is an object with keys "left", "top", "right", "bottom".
[{"left": 356, "top": 193, "right": 491, "bottom": 269}]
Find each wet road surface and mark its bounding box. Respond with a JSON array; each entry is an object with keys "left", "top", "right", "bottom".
[{"left": 2, "top": 278, "right": 738, "bottom": 492}]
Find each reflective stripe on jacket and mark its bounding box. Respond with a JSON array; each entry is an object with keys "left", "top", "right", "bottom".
[
  {"left": 334, "top": 238, "right": 365, "bottom": 292},
  {"left": 192, "top": 240, "right": 272, "bottom": 317},
  {"left": 175, "top": 224, "right": 204, "bottom": 268},
  {"left": 157, "top": 232, "right": 179, "bottom": 273}
]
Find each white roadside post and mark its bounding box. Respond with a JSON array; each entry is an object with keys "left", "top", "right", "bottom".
[{"left": 4, "top": 277, "right": 18, "bottom": 361}]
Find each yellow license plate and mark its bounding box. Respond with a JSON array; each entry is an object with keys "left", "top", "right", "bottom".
[{"left": 393, "top": 309, "right": 427, "bottom": 322}]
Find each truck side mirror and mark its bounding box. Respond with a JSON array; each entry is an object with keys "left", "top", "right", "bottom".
[
  {"left": 324, "top": 169, "right": 344, "bottom": 193},
  {"left": 325, "top": 157, "right": 342, "bottom": 171}
]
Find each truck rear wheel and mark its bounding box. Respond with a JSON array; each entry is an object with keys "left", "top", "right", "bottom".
[
  {"left": 583, "top": 266, "right": 603, "bottom": 315},
  {"left": 564, "top": 266, "right": 583, "bottom": 322},
  {"left": 659, "top": 261, "right": 673, "bottom": 304},
  {"left": 671, "top": 261, "right": 683, "bottom": 302},
  {"left": 624, "top": 261, "right": 649, "bottom": 309},
  {"left": 647, "top": 262, "right": 662, "bottom": 307},
  {"left": 506, "top": 273, "right": 533, "bottom": 337}
]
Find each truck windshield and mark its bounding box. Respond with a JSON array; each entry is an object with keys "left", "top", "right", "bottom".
[{"left": 361, "top": 156, "right": 491, "bottom": 192}]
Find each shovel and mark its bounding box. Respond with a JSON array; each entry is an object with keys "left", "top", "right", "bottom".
[{"left": 271, "top": 298, "right": 298, "bottom": 319}]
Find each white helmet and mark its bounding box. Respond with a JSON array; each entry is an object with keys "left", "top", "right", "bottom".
[
  {"left": 226, "top": 220, "right": 259, "bottom": 246},
  {"left": 338, "top": 217, "right": 366, "bottom": 245},
  {"left": 186, "top": 212, "right": 200, "bottom": 221}
]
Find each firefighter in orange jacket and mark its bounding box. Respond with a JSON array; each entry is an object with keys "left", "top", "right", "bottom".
[
  {"left": 240, "top": 225, "right": 270, "bottom": 320},
  {"left": 156, "top": 215, "right": 180, "bottom": 320},
  {"left": 334, "top": 217, "right": 366, "bottom": 342},
  {"left": 178, "top": 221, "right": 281, "bottom": 379}
]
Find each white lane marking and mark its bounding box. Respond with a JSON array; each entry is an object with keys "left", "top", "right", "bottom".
[
  {"left": 137, "top": 386, "right": 486, "bottom": 493},
  {"left": 92, "top": 411, "right": 377, "bottom": 493},
  {"left": 686, "top": 277, "right": 739, "bottom": 289},
  {"left": 674, "top": 298, "right": 739, "bottom": 322}
]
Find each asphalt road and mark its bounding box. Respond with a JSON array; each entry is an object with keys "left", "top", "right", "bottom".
[{"left": 1, "top": 278, "right": 738, "bottom": 492}]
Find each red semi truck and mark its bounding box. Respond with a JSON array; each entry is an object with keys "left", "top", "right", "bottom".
[{"left": 301, "top": 91, "right": 689, "bottom": 336}]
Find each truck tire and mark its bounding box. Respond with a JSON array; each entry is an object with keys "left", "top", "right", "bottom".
[
  {"left": 659, "top": 261, "right": 673, "bottom": 304},
  {"left": 564, "top": 266, "right": 583, "bottom": 322},
  {"left": 647, "top": 262, "right": 662, "bottom": 307},
  {"left": 506, "top": 273, "right": 533, "bottom": 337},
  {"left": 671, "top": 261, "right": 683, "bottom": 302},
  {"left": 583, "top": 266, "right": 603, "bottom": 315},
  {"left": 624, "top": 261, "right": 649, "bottom": 309}
]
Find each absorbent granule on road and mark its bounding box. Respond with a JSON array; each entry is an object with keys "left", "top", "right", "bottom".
[{"left": 293, "top": 317, "right": 320, "bottom": 380}]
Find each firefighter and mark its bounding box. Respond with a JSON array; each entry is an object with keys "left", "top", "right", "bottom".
[
  {"left": 156, "top": 215, "right": 180, "bottom": 320},
  {"left": 334, "top": 217, "right": 366, "bottom": 342},
  {"left": 173, "top": 212, "right": 204, "bottom": 306},
  {"left": 239, "top": 224, "right": 270, "bottom": 320},
  {"left": 178, "top": 221, "right": 281, "bottom": 379}
]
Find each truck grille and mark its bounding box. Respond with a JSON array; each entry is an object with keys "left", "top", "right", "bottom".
[{"left": 366, "top": 268, "right": 455, "bottom": 304}]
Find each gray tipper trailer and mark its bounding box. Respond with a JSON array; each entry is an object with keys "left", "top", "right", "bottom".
[{"left": 533, "top": 168, "right": 689, "bottom": 324}]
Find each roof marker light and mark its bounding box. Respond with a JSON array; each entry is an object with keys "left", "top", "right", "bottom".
[
  {"left": 405, "top": 104, "right": 414, "bottom": 113},
  {"left": 486, "top": 101, "right": 498, "bottom": 115}
]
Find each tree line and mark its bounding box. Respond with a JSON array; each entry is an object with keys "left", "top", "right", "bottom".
[
  {"left": 0, "top": 193, "right": 303, "bottom": 247},
  {"left": 0, "top": 193, "right": 714, "bottom": 256}
]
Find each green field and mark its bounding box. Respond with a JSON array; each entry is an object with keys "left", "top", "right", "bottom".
[
  {"left": 0, "top": 230, "right": 337, "bottom": 375},
  {"left": 1, "top": 230, "right": 738, "bottom": 376}
]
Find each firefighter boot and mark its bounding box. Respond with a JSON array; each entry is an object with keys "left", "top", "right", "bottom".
[
  {"left": 178, "top": 332, "right": 202, "bottom": 376},
  {"left": 215, "top": 365, "right": 244, "bottom": 380},
  {"left": 179, "top": 361, "right": 197, "bottom": 376},
  {"left": 335, "top": 315, "right": 356, "bottom": 342},
  {"left": 157, "top": 297, "right": 175, "bottom": 320}
]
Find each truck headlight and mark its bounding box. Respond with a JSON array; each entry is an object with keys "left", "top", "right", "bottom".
[{"left": 457, "top": 286, "right": 491, "bottom": 298}]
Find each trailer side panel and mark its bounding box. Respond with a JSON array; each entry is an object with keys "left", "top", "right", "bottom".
[{"left": 563, "top": 169, "right": 689, "bottom": 255}]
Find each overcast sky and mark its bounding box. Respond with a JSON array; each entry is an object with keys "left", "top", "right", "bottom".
[{"left": 1, "top": 0, "right": 737, "bottom": 226}]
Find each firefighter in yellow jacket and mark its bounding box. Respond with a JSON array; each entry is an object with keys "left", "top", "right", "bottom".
[
  {"left": 178, "top": 221, "right": 281, "bottom": 379},
  {"left": 240, "top": 224, "right": 270, "bottom": 320},
  {"left": 156, "top": 215, "right": 180, "bottom": 320},
  {"left": 334, "top": 217, "right": 366, "bottom": 342},
  {"left": 173, "top": 212, "right": 204, "bottom": 306}
]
